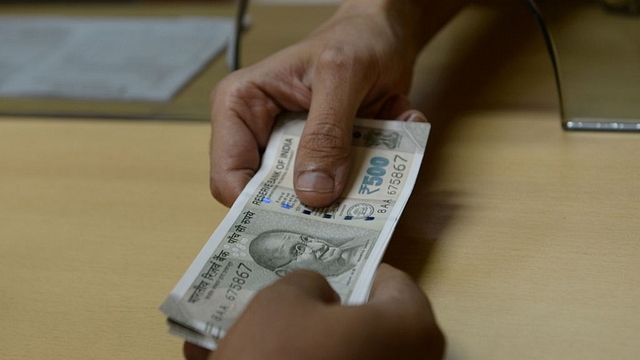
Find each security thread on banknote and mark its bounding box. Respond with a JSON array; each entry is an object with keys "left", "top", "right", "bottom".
[{"left": 161, "top": 113, "right": 430, "bottom": 349}]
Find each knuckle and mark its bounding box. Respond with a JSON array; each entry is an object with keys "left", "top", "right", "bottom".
[
  {"left": 315, "top": 44, "right": 381, "bottom": 80},
  {"left": 315, "top": 46, "right": 357, "bottom": 74},
  {"left": 209, "top": 88, "right": 228, "bottom": 117},
  {"left": 209, "top": 75, "right": 234, "bottom": 104},
  {"left": 209, "top": 81, "right": 223, "bottom": 103},
  {"left": 300, "top": 122, "right": 350, "bottom": 161},
  {"left": 209, "top": 72, "right": 247, "bottom": 111},
  {"left": 210, "top": 79, "right": 237, "bottom": 109}
]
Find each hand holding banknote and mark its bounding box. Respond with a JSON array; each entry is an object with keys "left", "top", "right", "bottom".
[
  {"left": 163, "top": 115, "right": 433, "bottom": 349},
  {"left": 184, "top": 265, "right": 445, "bottom": 360},
  {"left": 208, "top": 0, "right": 431, "bottom": 209}
]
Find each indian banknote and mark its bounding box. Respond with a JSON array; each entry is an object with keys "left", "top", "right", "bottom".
[{"left": 161, "top": 113, "right": 430, "bottom": 349}]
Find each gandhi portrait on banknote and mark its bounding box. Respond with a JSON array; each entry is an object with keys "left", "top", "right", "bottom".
[{"left": 248, "top": 231, "right": 369, "bottom": 278}]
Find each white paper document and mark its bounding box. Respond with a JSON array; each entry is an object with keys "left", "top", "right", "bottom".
[{"left": 0, "top": 16, "right": 234, "bottom": 102}]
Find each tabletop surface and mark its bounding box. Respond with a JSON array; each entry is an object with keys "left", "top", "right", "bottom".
[{"left": 2, "top": 2, "right": 639, "bottom": 360}]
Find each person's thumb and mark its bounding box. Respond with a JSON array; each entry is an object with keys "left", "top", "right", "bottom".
[{"left": 294, "top": 47, "right": 371, "bottom": 208}]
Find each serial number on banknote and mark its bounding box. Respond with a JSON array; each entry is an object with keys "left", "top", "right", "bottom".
[
  {"left": 224, "top": 263, "right": 253, "bottom": 302},
  {"left": 211, "top": 263, "right": 253, "bottom": 322}
]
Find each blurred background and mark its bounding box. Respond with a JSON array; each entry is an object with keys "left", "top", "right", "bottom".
[{"left": 0, "top": 0, "right": 341, "bottom": 121}]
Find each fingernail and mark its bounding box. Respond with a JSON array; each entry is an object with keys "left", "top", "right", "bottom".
[
  {"left": 296, "top": 171, "right": 334, "bottom": 193},
  {"left": 408, "top": 112, "right": 427, "bottom": 123}
]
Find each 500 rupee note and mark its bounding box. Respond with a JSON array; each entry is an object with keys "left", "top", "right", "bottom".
[{"left": 161, "top": 114, "right": 430, "bottom": 349}]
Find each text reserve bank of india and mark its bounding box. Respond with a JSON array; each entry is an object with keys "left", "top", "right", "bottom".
[{"left": 161, "top": 114, "right": 430, "bottom": 349}]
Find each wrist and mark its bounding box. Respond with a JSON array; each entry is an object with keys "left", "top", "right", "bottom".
[
  {"left": 335, "top": 0, "right": 470, "bottom": 58},
  {"left": 334, "top": 0, "right": 425, "bottom": 60}
]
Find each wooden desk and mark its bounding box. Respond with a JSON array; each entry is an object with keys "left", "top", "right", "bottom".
[{"left": 2, "top": 2, "right": 639, "bottom": 360}]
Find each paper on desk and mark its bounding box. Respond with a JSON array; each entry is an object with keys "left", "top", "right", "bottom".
[{"left": 0, "top": 16, "right": 234, "bottom": 102}]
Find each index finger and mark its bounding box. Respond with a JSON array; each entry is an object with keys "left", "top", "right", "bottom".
[{"left": 209, "top": 73, "right": 280, "bottom": 207}]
